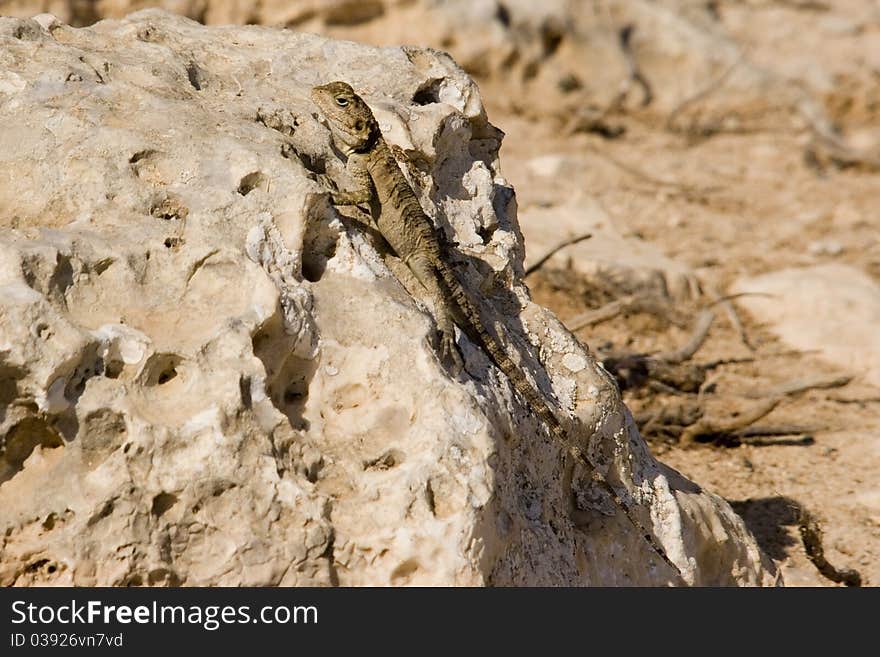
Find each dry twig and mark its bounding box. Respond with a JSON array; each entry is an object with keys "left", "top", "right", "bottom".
[
  {"left": 744, "top": 374, "right": 852, "bottom": 399},
  {"left": 566, "top": 294, "right": 638, "bottom": 331},
  {"left": 523, "top": 233, "right": 592, "bottom": 278},
  {"left": 737, "top": 424, "right": 820, "bottom": 437},
  {"left": 655, "top": 310, "right": 714, "bottom": 364},
  {"left": 680, "top": 398, "right": 780, "bottom": 445},
  {"left": 828, "top": 395, "right": 880, "bottom": 405},
  {"left": 607, "top": 24, "right": 653, "bottom": 111}
]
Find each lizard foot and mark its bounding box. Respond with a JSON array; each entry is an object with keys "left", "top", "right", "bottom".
[{"left": 439, "top": 331, "right": 464, "bottom": 376}]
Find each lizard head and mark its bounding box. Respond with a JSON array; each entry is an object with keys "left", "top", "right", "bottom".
[{"left": 311, "top": 81, "right": 378, "bottom": 154}]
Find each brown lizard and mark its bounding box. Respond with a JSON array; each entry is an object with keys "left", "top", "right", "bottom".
[{"left": 310, "top": 80, "right": 682, "bottom": 579}]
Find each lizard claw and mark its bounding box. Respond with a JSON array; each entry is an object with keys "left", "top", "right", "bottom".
[{"left": 440, "top": 331, "right": 464, "bottom": 376}]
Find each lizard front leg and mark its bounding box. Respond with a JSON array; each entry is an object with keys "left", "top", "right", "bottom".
[
  {"left": 330, "top": 188, "right": 372, "bottom": 206},
  {"left": 328, "top": 153, "right": 374, "bottom": 207}
]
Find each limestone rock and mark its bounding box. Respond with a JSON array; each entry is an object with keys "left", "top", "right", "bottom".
[
  {"left": 0, "top": 10, "right": 776, "bottom": 586},
  {"left": 733, "top": 264, "right": 880, "bottom": 386}
]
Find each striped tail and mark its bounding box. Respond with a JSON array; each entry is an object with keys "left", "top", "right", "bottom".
[{"left": 435, "top": 261, "right": 683, "bottom": 579}]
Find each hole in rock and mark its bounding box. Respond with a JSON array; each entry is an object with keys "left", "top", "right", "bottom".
[
  {"left": 390, "top": 559, "right": 420, "bottom": 583},
  {"left": 25, "top": 560, "right": 46, "bottom": 572},
  {"left": 237, "top": 171, "right": 266, "bottom": 196},
  {"left": 186, "top": 62, "right": 204, "bottom": 90},
  {"left": 239, "top": 376, "right": 252, "bottom": 408},
  {"left": 281, "top": 144, "right": 326, "bottom": 175},
  {"left": 0, "top": 365, "right": 24, "bottom": 405},
  {"left": 364, "top": 449, "right": 405, "bottom": 471},
  {"left": 252, "top": 317, "right": 318, "bottom": 430},
  {"left": 150, "top": 196, "right": 189, "bottom": 221},
  {"left": 157, "top": 368, "right": 177, "bottom": 384},
  {"left": 151, "top": 492, "right": 178, "bottom": 517},
  {"left": 129, "top": 149, "right": 156, "bottom": 165},
  {"left": 1, "top": 417, "right": 63, "bottom": 484},
  {"left": 148, "top": 568, "right": 180, "bottom": 586},
  {"left": 476, "top": 224, "right": 496, "bottom": 245},
  {"left": 87, "top": 500, "right": 115, "bottom": 526},
  {"left": 141, "top": 353, "right": 183, "bottom": 387},
  {"left": 412, "top": 78, "right": 444, "bottom": 106},
  {"left": 104, "top": 359, "right": 124, "bottom": 379},
  {"left": 124, "top": 574, "right": 144, "bottom": 587},
  {"left": 92, "top": 258, "right": 114, "bottom": 275},
  {"left": 301, "top": 201, "right": 338, "bottom": 283}
]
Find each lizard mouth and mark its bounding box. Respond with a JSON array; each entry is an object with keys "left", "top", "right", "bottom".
[{"left": 312, "top": 111, "right": 328, "bottom": 128}]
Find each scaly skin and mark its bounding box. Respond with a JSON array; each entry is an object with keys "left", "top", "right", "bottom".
[{"left": 311, "top": 81, "right": 682, "bottom": 579}]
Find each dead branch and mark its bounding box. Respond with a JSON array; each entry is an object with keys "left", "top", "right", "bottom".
[
  {"left": 567, "top": 292, "right": 688, "bottom": 332},
  {"left": 736, "top": 424, "right": 820, "bottom": 437},
  {"left": 737, "top": 434, "right": 815, "bottom": 447},
  {"left": 524, "top": 233, "right": 592, "bottom": 278},
  {"left": 745, "top": 374, "right": 852, "bottom": 399},
  {"left": 594, "top": 308, "right": 713, "bottom": 393},
  {"left": 828, "top": 395, "right": 880, "bottom": 405},
  {"left": 601, "top": 352, "right": 707, "bottom": 393},
  {"left": 655, "top": 310, "right": 715, "bottom": 363},
  {"left": 680, "top": 397, "right": 780, "bottom": 444},
  {"left": 566, "top": 294, "right": 638, "bottom": 330},
  {"left": 607, "top": 24, "right": 653, "bottom": 112},
  {"left": 700, "top": 348, "right": 811, "bottom": 370},
  {"left": 703, "top": 356, "right": 757, "bottom": 369},
  {"left": 633, "top": 402, "right": 702, "bottom": 439},
  {"left": 635, "top": 403, "right": 823, "bottom": 447},
  {"left": 706, "top": 287, "right": 762, "bottom": 351},
  {"left": 707, "top": 291, "right": 774, "bottom": 306},
  {"left": 648, "top": 380, "right": 691, "bottom": 396},
  {"left": 720, "top": 297, "right": 753, "bottom": 350}
]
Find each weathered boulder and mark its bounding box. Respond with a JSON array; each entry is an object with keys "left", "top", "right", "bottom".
[{"left": 0, "top": 10, "right": 777, "bottom": 585}]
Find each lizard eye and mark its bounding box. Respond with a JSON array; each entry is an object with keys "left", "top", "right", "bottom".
[{"left": 335, "top": 97, "right": 349, "bottom": 107}]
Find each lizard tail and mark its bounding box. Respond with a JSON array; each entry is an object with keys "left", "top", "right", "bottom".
[
  {"left": 435, "top": 262, "right": 684, "bottom": 579},
  {"left": 434, "top": 262, "right": 563, "bottom": 431}
]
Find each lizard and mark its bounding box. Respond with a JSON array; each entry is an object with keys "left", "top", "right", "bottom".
[{"left": 310, "top": 80, "right": 683, "bottom": 579}]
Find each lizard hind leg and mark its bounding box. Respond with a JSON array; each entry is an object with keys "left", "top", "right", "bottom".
[{"left": 405, "top": 252, "right": 465, "bottom": 375}]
